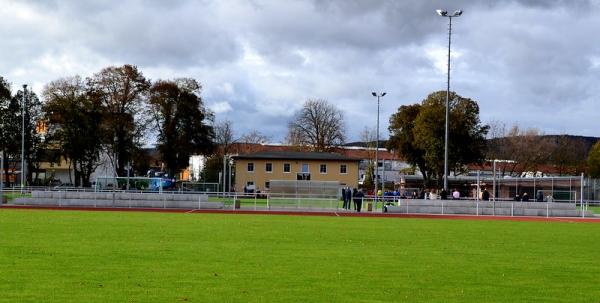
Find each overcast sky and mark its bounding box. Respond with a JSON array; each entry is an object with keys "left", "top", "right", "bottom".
[{"left": 1, "top": 0, "right": 599, "bottom": 143}]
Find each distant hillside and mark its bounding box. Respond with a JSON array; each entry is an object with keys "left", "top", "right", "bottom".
[
  {"left": 346, "top": 135, "right": 599, "bottom": 153},
  {"left": 542, "top": 135, "right": 599, "bottom": 151},
  {"left": 344, "top": 141, "right": 387, "bottom": 148}
]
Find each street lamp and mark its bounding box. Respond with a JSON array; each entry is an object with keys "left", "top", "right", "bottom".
[
  {"left": 371, "top": 92, "right": 386, "bottom": 209},
  {"left": 436, "top": 9, "right": 462, "bottom": 191},
  {"left": 21, "top": 84, "right": 27, "bottom": 193}
]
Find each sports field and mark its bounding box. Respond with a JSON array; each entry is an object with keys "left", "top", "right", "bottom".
[{"left": 1, "top": 209, "right": 599, "bottom": 302}]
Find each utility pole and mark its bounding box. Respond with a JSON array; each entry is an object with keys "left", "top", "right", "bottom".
[{"left": 21, "top": 84, "right": 27, "bottom": 193}]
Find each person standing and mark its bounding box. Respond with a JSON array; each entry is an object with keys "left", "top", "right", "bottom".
[
  {"left": 353, "top": 188, "right": 364, "bottom": 212},
  {"left": 452, "top": 189, "right": 460, "bottom": 200},
  {"left": 482, "top": 188, "right": 490, "bottom": 201},
  {"left": 440, "top": 189, "right": 448, "bottom": 200},
  {"left": 536, "top": 191, "right": 544, "bottom": 202},
  {"left": 341, "top": 187, "right": 348, "bottom": 210},
  {"left": 345, "top": 187, "right": 352, "bottom": 210}
]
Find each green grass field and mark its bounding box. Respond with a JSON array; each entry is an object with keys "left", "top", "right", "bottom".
[{"left": 1, "top": 209, "right": 599, "bottom": 302}]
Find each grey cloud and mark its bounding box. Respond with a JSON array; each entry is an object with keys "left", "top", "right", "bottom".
[{"left": 2, "top": 0, "right": 599, "bottom": 143}]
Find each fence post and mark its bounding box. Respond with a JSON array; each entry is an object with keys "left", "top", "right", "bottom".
[
  {"left": 511, "top": 202, "right": 514, "bottom": 217},
  {"left": 581, "top": 173, "right": 585, "bottom": 218}
]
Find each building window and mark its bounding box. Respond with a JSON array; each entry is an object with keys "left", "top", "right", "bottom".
[
  {"left": 340, "top": 164, "right": 347, "bottom": 174},
  {"left": 302, "top": 163, "right": 309, "bottom": 173},
  {"left": 320, "top": 164, "right": 327, "bottom": 174},
  {"left": 283, "top": 163, "right": 291, "bottom": 173},
  {"left": 265, "top": 163, "right": 272, "bottom": 172},
  {"left": 247, "top": 163, "right": 254, "bottom": 172},
  {"left": 265, "top": 181, "right": 270, "bottom": 189}
]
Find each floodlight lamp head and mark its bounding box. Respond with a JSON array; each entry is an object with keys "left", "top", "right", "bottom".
[
  {"left": 453, "top": 10, "right": 463, "bottom": 17},
  {"left": 381, "top": 92, "right": 387, "bottom": 97},
  {"left": 372, "top": 92, "right": 377, "bottom": 97},
  {"left": 436, "top": 9, "right": 447, "bottom": 16}
]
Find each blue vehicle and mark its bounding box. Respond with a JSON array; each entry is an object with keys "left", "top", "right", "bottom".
[{"left": 150, "top": 178, "right": 176, "bottom": 191}]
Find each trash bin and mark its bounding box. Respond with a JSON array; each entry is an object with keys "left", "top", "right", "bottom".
[
  {"left": 367, "top": 202, "right": 373, "bottom": 212},
  {"left": 234, "top": 199, "right": 241, "bottom": 209}
]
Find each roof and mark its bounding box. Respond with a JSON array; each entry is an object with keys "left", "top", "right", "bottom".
[
  {"left": 232, "top": 151, "right": 360, "bottom": 161},
  {"left": 224, "top": 143, "right": 401, "bottom": 161}
]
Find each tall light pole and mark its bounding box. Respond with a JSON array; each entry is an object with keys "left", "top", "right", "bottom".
[
  {"left": 371, "top": 92, "right": 386, "bottom": 209},
  {"left": 436, "top": 9, "right": 462, "bottom": 192},
  {"left": 1, "top": 150, "right": 4, "bottom": 196},
  {"left": 21, "top": 84, "right": 27, "bottom": 192}
]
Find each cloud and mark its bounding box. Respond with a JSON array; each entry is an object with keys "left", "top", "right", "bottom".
[{"left": 1, "top": 0, "right": 599, "bottom": 144}]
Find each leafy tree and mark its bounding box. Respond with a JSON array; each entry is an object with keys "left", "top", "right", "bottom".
[
  {"left": 287, "top": 99, "right": 345, "bottom": 152},
  {"left": 387, "top": 91, "right": 488, "bottom": 187},
  {"left": 587, "top": 141, "right": 600, "bottom": 178},
  {"left": 87, "top": 64, "right": 150, "bottom": 177},
  {"left": 0, "top": 77, "right": 18, "bottom": 185},
  {"left": 42, "top": 76, "right": 104, "bottom": 187},
  {"left": 17, "top": 89, "right": 45, "bottom": 185},
  {"left": 386, "top": 103, "right": 428, "bottom": 183},
  {"left": 148, "top": 79, "right": 215, "bottom": 178}
]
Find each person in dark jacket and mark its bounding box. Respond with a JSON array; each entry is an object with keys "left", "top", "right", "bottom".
[
  {"left": 536, "top": 191, "right": 544, "bottom": 202},
  {"left": 440, "top": 189, "right": 448, "bottom": 200},
  {"left": 482, "top": 189, "right": 490, "bottom": 201},
  {"left": 521, "top": 192, "right": 529, "bottom": 202},
  {"left": 353, "top": 188, "right": 364, "bottom": 212},
  {"left": 341, "top": 187, "right": 348, "bottom": 210}
]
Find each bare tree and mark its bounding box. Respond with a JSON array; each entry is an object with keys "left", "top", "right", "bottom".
[
  {"left": 214, "top": 120, "right": 235, "bottom": 156},
  {"left": 287, "top": 99, "right": 345, "bottom": 152},
  {"left": 360, "top": 126, "right": 377, "bottom": 188},
  {"left": 548, "top": 135, "right": 587, "bottom": 175},
  {"left": 239, "top": 129, "right": 270, "bottom": 145},
  {"left": 487, "top": 124, "right": 551, "bottom": 176}
]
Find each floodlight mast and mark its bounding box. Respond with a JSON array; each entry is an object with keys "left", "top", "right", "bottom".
[
  {"left": 371, "top": 92, "right": 386, "bottom": 211},
  {"left": 21, "top": 85, "right": 27, "bottom": 193},
  {"left": 436, "top": 9, "right": 462, "bottom": 192}
]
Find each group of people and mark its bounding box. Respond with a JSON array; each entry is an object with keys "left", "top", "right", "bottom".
[
  {"left": 515, "top": 191, "right": 546, "bottom": 202},
  {"left": 480, "top": 188, "right": 548, "bottom": 202},
  {"left": 341, "top": 187, "right": 365, "bottom": 212}
]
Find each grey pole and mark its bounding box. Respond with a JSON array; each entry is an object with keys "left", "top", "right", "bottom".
[
  {"left": 228, "top": 158, "right": 233, "bottom": 194},
  {"left": 444, "top": 16, "right": 451, "bottom": 192},
  {"left": 1, "top": 150, "right": 4, "bottom": 198},
  {"left": 492, "top": 159, "right": 496, "bottom": 202},
  {"left": 21, "top": 85, "right": 27, "bottom": 193},
  {"left": 372, "top": 92, "right": 386, "bottom": 211},
  {"left": 436, "top": 9, "right": 462, "bottom": 191},
  {"left": 581, "top": 173, "right": 585, "bottom": 218},
  {"left": 222, "top": 154, "right": 227, "bottom": 197}
]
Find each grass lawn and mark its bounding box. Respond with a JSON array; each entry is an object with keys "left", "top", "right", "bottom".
[
  {"left": 208, "top": 196, "right": 386, "bottom": 210},
  {"left": 1, "top": 209, "right": 599, "bottom": 302},
  {"left": 1, "top": 192, "right": 31, "bottom": 203},
  {"left": 587, "top": 206, "right": 600, "bottom": 214}
]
